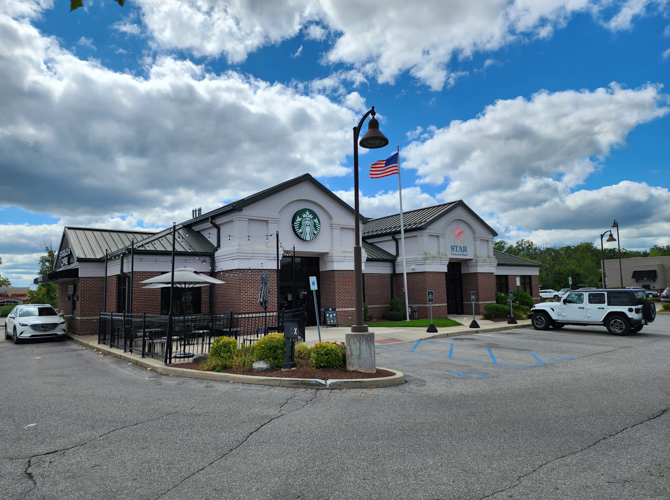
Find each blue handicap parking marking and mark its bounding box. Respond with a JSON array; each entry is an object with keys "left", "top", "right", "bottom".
[
  {"left": 445, "top": 370, "right": 489, "bottom": 378},
  {"left": 378, "top": 339, "right": 573, "bottom": 370}
]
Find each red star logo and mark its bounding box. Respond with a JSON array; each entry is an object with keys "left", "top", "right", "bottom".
[{"left": 452, "top": 222, "right": 465, "bottom": 243}]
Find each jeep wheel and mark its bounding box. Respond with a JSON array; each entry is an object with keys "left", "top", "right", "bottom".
[
  {"left": 552, "top": 323, "right": 565, "bottom": 329},
  {"left": 642, "top": 300, "right": 656, "bottom": 323},
  {"left": 630, "top": 325, "right": 643, "bottom": 334},
  {"left": 606, "top": 315, "right": 630, "bottom": 336},
  {"left": 532, "top": 312, "right": 551, "bottom": 330}
]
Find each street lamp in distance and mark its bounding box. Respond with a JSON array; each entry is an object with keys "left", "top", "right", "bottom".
[
  {"left": 600, "top": 230, "right": 616, "bottom": 289},
  {"left": 352, "top": 107, "right": 389, "bottom": 333},
  {"left": 612, "top": 220, "right": 623, "bottom": 288}
]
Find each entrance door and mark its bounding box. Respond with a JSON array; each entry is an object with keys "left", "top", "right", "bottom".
[
  {"left": 445, "top": 262, "right": 464, "bottom": 315},
  {"left": 279, "top": 256, "right": 320, "bottom": 325}
]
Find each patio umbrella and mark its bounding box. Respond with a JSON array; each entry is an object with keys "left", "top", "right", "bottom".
[
  {"left": 140, "top": 267, "right": 224, "bottom": 288},
  {"left": 257, "top": 271, "right": 270, "bottom": 334},
  {"left": 257, "top": 271, "right": 270, "bottom": 310}
]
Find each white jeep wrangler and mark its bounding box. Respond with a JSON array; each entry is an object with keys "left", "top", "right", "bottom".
[{"left": 529, "top": 288, "right": 656, "bottom": 335}]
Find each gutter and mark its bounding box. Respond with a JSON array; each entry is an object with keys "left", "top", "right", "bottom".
[{"left": 208, "top": 216, "right": 221, "bottom": 314}]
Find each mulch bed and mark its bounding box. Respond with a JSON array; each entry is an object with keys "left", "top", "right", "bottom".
[{"left": 172, "top": 357, "right": 395, "bottom": 380}]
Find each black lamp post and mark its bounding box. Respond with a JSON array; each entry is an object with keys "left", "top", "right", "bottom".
[
  {"left": 600, "top": 230, "right": 616, "bottom": 289},
  {"left": 612, "top": 220, "right": 623, "bottom": 288},
  {"left": 352, "top": 107, "right": 389, "bottom": 332}
]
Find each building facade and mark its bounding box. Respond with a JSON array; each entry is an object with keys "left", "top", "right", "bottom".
[
  {"left": 39, "top": 174, "right": 541, "bottom": 334},
  {"left": 603, "top": 256, "right": 670, "bottom": 292}
]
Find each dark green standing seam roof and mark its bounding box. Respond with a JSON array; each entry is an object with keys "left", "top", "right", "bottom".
[
  {"left": 363, "top": 241, "right": 396, "bottom": 261},
  {"left": 362, "top": 200, "right": 498, "bottom": 238},
  {"left": 494, "top": 250, "right": 542, "bottom": 267},
  {"left": 64, "top": 227, "right": 155, "bottom": 261}
]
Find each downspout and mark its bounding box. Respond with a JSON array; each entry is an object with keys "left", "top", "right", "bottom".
[
  {"left": 391, "top": 233, "right": 400, "bottom": 299},
  {"left": 208, "top": 216, "right": 221, "bottom": 314}
]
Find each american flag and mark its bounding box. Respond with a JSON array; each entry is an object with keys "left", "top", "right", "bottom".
[{"left": 370, "top": 152, "right": 399, "bottom": 178}]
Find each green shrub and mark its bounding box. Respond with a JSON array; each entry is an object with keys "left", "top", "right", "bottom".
[
  {"left": 483, "top": 303, "right": 527, "bottom": 320},
  {"left": 496, "top": 291, "right": 534, "bottom": 309},
  {"left": 1, "top": 305, "right": 17, "bottom": 317},
  {"left": 201, "top": 355, "right": 233, "bottom": 371},
  {"left": 254, "top": 333, "right": 286, "bottom": 368},
  {"left": 295, "top": 343, "right": 312, "bottom": 359},
  {"left": 231, "top": 344, "right": 255, "bottom": 371},
  {"left": 663, "top": 303, "right": 670, "bottom": 311},
  {"left": 389, "top": 298, "right": 406, "bottom": 313},
  {"left": 311, "top": 342, "right": 344, "bottom": 369},
  {"left": 209, "top": 336, "right": 238, "bottom": 360},
  {"left": 381, "top": 311, "right": 404, "bottom": 321},
  {"left": 363, "top": 303, "right": 370, "bottom": 321}
]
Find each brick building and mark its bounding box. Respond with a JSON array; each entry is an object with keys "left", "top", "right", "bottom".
[{"left": 39, "top": 174, "right": 540, "bottom": 333}]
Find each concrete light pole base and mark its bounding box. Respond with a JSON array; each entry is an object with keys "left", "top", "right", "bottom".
[{"left": 345, "top": 332, "right": 376, "bottom": 373}]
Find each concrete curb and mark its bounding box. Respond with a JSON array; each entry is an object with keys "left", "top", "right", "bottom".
[
  {"left": 68, "top": 335, "right": 405, "bottom": 390},
  {"left": 426, "top": 322, "right": 530, "bottom": 339}
]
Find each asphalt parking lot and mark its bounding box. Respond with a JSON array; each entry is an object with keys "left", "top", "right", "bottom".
[{"left": 1, "top": 315, "right": 669, "bottom": 499}]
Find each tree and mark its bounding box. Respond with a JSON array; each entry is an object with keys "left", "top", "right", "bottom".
[
  {"left": 0, "top": 257, "right": 10, "bottom": 287},
  {"left": 649, "top": 245, "right": 670, "bottom": 257},
  {"left": 27, "top": 242, "right": 57, "bottom": 308},
  {"left": 71, "top": 0, "right": 124, "bottom": 11}
]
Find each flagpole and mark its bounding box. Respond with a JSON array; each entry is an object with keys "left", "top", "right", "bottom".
[{"left": 397, "top": 146, "right": 410, "bottom": 321}]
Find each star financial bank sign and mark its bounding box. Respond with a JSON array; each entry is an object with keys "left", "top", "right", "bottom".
[{"left": 450, "top": 222, "right": 470, "bottom": 257}]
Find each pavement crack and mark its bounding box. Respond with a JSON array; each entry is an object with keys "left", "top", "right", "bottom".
[
  {"left": 478, "top": 406, "right": 670, "bottom": 500},
  {"left": 154, "top": 390, "right": 320, "bottom": 500}
]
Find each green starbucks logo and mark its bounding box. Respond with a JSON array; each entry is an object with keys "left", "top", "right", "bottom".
[{"left": 292, "top": 208, "right": 321, "bottom": 241}]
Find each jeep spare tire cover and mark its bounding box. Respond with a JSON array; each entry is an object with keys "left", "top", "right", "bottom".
[{"left": 643, "top": 300, "right": 656, "bottom": 322}]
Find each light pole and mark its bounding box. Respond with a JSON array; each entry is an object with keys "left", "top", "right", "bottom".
[
  {"left": 352, "top": 107, "right": 389, "bottom": 332},
  {"left": 600, "top": 230, "right": 616, "bottom": 289},
  {"left": 612, "top": 220, "right": 623, "bottom": 288}
]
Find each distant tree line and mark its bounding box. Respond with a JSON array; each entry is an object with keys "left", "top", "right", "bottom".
[{"left": 494, "top": 240, "right": 670, "bottom": 290}]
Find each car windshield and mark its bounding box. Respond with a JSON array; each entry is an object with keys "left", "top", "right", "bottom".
[{"left": 19, "top": 306, "right": 58, "bottom": 317}]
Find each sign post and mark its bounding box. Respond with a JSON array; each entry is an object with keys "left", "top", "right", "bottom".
[
  {"left": 426, "top": 291, "right": 437, "bottom": 333},
  {"left": 282, "top": 322, "right": 298, "bottom": 369},
  {"left": 469, "top": 291, "right": 480, "bottom": 328},
  {"left": 309, "top": 276, "right": 321, "bottom": 342},
  {"left": 507, "top": 289, "right": 517, "bottom": 324}
]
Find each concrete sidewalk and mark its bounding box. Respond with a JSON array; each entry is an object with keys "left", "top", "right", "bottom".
[
  {"left": 66, "top": 315, "right": 528, "bottom": 389},
  {"left": 302, "top": 314, "right": 531, "bottom": 345}
]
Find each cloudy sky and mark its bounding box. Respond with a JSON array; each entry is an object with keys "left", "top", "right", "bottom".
[{"left": 1, "top": 0, "right": 669, "bottom": 287}]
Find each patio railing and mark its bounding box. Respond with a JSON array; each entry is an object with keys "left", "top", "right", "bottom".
[{"left": 98, "top": 308, "right": 305, "bottom": 364}]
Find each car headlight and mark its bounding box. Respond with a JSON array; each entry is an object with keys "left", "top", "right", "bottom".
[{"left": 19, "top": 322, "right": 30, "bottom": 327}]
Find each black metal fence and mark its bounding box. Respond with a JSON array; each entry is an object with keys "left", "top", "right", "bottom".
[{"left": 98, "top": 308, "right": 305, "bottom": 364}]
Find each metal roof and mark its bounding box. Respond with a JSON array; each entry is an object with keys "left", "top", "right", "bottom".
[
  {"left": 64, "top": 227, "right": 155, "bottom": 261},
  {"left": 363, "top": 241, "right": 395, "bottom": 261},
  {"left": 494, "top": 250, "right": 542, "bottom": 267},
  {"left": 129, "top": 225, "right": 215, "bottom": 256},
  {"left": 64, "top": 226, "right": 215, "bottom": 262},
  {"left": 362, "top": 200, "right": 497, "bottom": 238}
]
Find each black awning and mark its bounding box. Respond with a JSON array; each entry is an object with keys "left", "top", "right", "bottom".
[
  {"left": 33, "top": 268, "right": 80, "bottom": 285},
  {"left": 631, "top": 270, "right": 657, "bottom": 281}
]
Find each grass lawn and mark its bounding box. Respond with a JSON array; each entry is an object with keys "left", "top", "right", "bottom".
[{"left": 365, "top": 318, "right": 462, "bottom": 328}]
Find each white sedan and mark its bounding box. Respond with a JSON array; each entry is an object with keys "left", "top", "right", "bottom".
[
  {"left": 4, "top": 304, "right": 67, "bottom": 344},
  {"left": 539, "top": 289, "right": 561, "bottom": 300}
]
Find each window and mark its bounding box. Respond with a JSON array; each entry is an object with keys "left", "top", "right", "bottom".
[
  {"left": 520, "top": 276, "right": 532, "bottom": 295},
  {"left": 565, "top": 293, "right": 584, "bottom": 304},
  {"left": 608, "top": 291, "right": 633, "bottom": 306},
  {"left": 588, "top": 293, "right": 606, "bottom": 304},
  {"left": 496, "top": 275, "right": 508, "bottom": 294}
]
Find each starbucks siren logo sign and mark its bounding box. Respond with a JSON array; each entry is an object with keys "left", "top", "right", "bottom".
[{"left": 292, "top": 208, "right": 321, "bottom": 241}]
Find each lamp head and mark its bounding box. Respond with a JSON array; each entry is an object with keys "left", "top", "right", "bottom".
[
  {"left": 359, "top": 116, "right": 389, "bottom": 149},
  {"left": 612, "top": 220, "right": 618, "bottom": 228},
  {"left": 606, "top": 232, "right": 617, "bottom": 242}
]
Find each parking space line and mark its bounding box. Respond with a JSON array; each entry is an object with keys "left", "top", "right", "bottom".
[{"left": 377, "top": 338, "right": 573, "bottom": 369}]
